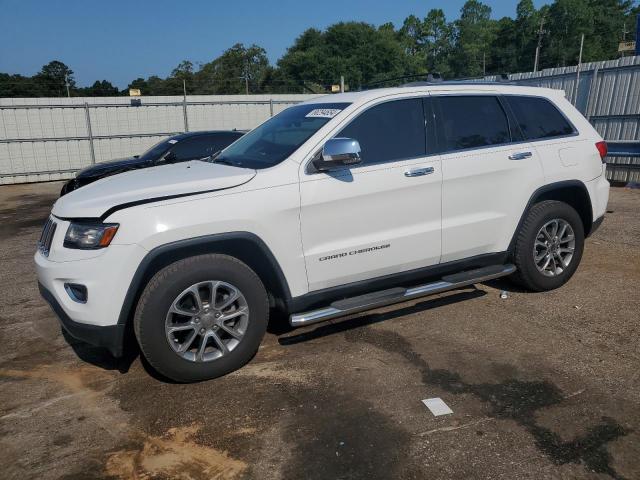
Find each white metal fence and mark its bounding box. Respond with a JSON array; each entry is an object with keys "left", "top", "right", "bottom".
[{"left": 0, "top": 94, "right": 318, "bottom": 184}]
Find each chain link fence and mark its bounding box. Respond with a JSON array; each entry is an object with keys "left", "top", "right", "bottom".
[{"left": 0, "top": 94, "right": 318, "bottom": 184}]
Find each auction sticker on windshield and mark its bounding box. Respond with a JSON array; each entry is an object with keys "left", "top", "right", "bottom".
[{"left": 305, "top": 108, "right": 342, "bottom": 118}]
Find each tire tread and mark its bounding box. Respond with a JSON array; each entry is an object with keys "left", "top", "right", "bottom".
[
  {"left": 510, "top": 200, "right": 584, "bottom": 291},
  {"left": 133, "top": 254, "right": 268, "bottom": 382}
]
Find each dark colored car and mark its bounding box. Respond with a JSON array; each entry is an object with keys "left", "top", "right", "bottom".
[{"left": 60, "top": 130, "right": 245, "bottom": 196}]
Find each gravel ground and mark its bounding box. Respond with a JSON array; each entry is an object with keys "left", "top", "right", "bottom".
[{"left": 0, "top": 181, "right": 638, "bottom": 480}]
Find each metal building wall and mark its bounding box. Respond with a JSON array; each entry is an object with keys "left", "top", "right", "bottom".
[{"left": 506, "top": 56, "right": 640, "bottom": 183}]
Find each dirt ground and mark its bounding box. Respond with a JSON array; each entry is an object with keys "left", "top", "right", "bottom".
[{"left": 0, "top": 181, "right": 638, "bottom": 480}]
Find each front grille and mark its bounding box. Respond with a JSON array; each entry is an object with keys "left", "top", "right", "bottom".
[{"left": 38, "top": 217, "right": 57, "bottom": 257}]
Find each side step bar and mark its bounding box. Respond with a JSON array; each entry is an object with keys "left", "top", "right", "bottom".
[{"left": 289, "top": 264, "right": 516, "bottom": 327}]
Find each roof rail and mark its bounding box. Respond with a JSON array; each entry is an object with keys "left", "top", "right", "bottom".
[
  {"left": 411, "top": 74, "right": 514, "bottom": 86},
  {"left": 452, "top": 73, "right": 512, "bottom": 83},
  {"left": 362, "top": 73, "right": 515, "bottom": 90},
  {"left": 362, "top": 73, "right": 443, "bottom": 90}
]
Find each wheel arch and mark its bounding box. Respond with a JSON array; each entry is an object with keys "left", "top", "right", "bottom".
[
  {"left": 509, "top": 180, "right": 593, "bottom": 253},
  {"left": 117, "top": 232, "right": 292, "bottom": 330}
]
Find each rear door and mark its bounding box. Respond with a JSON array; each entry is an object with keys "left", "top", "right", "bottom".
[
  {"left": 299, "top": 97, "right": 442, "bottom": 292},
  {"left": 433, "top": 93, "right": 544, "bottom": 262}
]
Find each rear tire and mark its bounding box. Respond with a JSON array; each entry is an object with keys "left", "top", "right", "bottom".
[
  {"left": 510, "top": 200, "right": 585, "bottom": 291},
  {"left": 134, "top": 254, "right": 269, "bottom": 382}
]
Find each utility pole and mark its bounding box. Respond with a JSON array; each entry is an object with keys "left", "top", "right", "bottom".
[
  {"left": 534, "top": 15, "right": 547, "bottom": 72},
  {"left": 574, "top": 33, "right": 585, "bottom": 106},
  {"left": 65, "top": 73, "right": 70, "bottom": 98},
  {"left": 242, "top": 60, "right": 249, "bottom": 95},
  {"left": 340, "top": 75, "right": 345, "bottom": 93},
  {"left": 182, "top": 79, "right": 189, "bottom": 132},
  {"left": 621, "top": 22, "right": 629, "bottom": 57}
]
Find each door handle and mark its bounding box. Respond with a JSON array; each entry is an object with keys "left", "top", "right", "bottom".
[
  {"left": 404, "top": 167, "right": 434, "bottom": 177},
  {"left": 508, "top": 151, "right": 533, "bottom": 160}
]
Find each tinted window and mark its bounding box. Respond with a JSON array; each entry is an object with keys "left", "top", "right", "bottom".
[
  {"left": 168, "top": 136, "right": 222, "bottom": 161},
  {"left": 205, "top": 132, "right": 244, "bottom": 154},
  {"left": 337, "top": 98, "right": 426, "bottom": 164},
  {"left": 506, "top": 96, "right": 575, "bottom": 140},
  {"left": 437, "top": 96, "right": 510, "bottom": 151},
  {"left": 211, "top": 103, "right": 350, "bottom": 169},
  {"left": 139, "top": 139, "right": 173, "bottom": 161}
]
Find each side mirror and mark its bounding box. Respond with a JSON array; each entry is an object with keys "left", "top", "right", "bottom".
[{"left": 313, "top": 138, "right": 362, "bottom": 171}]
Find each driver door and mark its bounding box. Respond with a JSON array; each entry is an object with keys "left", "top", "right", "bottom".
[{"left": 299, "top": 97, "right": 442, "bottom": 292}]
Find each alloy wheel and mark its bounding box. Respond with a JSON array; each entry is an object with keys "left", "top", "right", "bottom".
[
  {"left": 533, "top": 219, "right": 576, "bottom": 277},
  {"left": 165, "top": 281, "right": 249, "bottom": 362}
]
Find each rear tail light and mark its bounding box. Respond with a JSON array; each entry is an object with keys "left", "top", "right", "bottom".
[{"left": 595, "top": 141, "right": 608, "bottom": 162}]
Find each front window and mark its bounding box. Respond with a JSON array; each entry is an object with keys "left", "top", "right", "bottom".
[
  {"left": 208, "top": 103, "right": 350, "bottom": 169},
  {"left": 337, "top": 98, "right": 426, "bottom": 165}
]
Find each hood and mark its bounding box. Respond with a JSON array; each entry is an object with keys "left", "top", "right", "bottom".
[
  {"left": 75, "top": 156, "right": 150, "bottom": 179},
  {"left": 53, "top": 160, "right": 256, "bottom": 219}
]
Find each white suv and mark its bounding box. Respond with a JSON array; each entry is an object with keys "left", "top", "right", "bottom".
[{"left": 36, "top": 83, "right": 610, "bottom": 382}]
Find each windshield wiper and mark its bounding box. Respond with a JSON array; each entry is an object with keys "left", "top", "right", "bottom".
[
  {"left": 213, "top": 157, "right": 237, "bottom": 167},
  {"left": 204, "top": 150, "right": 237, "bottom": 166}
]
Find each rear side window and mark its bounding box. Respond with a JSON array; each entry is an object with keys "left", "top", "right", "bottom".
[
  {"left": 436, "top": 96, "right": 510, "bottom": 152},
  {"left": 506, "top": 96, "right": 575, "bottom": 140},
  {"left": 337, "top": 98, "right": 426, "bottom": 165}
]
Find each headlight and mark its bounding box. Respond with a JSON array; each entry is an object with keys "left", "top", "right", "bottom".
[{"left": 64, "top": 223, "right": 119, "bottom": 249}]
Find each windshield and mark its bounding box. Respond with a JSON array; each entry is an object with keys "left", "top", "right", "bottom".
[
  {"left": 139, "top": 138, "right": 177, "bottom": 161},
  {"left": 208, "top": 102, "right": 350, "bottom": 169}
]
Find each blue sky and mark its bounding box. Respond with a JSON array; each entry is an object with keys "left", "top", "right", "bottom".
[{"left": 0, "top": 0, "right": 549, "bottom": 88}]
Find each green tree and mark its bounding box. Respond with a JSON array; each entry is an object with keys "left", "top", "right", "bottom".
[
  {"left": 196, "top": 43, "right": 269, "bottom": 94},
  {"left": 82, "top": 80, "right": 119, "bottom": 96},
  {"left": 490, "top": 16, "right": 519, "bottom": 74},
  {"left": 399, "top": 14, "right": 425, "bottom": 56},
  {"left": 451, "top": 0, "right": 497, "bottom": 77},
  {"left": 171, "top": 60, "right": 195, "bottom": 79},
  {"left": 34, "top": 60, "right": 75, "bottom": 96},
  {"left": 0, "top": 73, "right": 41, "bottom": 97},
  {"left": 277, "top": 22, "right": 413, "bottom": 91},
  {"left": 423, "top": 9, "right": 454, "bottom": 76},
  {"left": 514, "top": 0, "right": 541, "bottom": 70}
]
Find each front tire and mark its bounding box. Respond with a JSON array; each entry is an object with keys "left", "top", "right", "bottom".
[
  {"left": 510, "top": 200, "right": 585, "bottom": 291},
  {"left": 134, "top": 254, "right": 269, "bottom": 382}
]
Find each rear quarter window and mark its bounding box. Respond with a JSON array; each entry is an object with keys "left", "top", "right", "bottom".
[{"left": 505, "top": 96, "right": 576, "bottom": 140}]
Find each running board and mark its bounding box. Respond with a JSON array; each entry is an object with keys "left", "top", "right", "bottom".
[{"left": 289, "top": 264, "right": 516, "bottom": 327}]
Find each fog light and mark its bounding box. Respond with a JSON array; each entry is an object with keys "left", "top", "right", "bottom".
[{"left": 64, "top": 283, "right": 87, "bottom": 303}]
